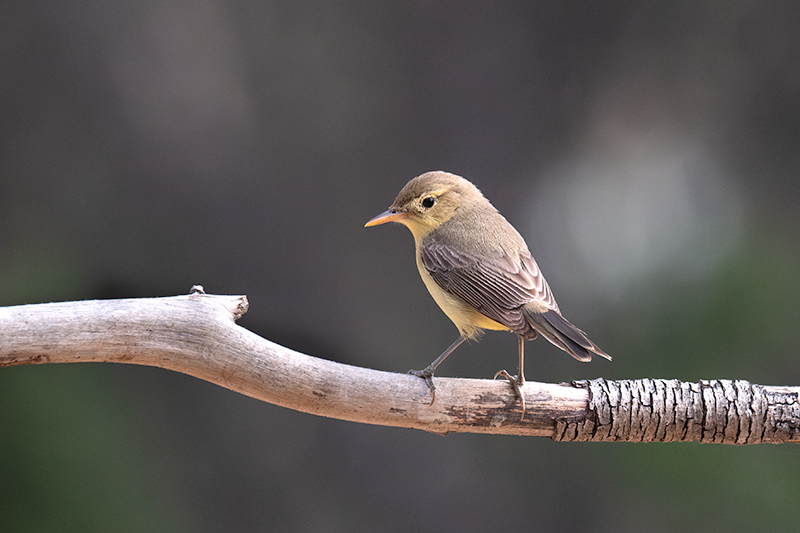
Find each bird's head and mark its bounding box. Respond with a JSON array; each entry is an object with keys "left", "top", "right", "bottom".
[{"left": 364, "top": 171, "right": 486, "bottom": 241}]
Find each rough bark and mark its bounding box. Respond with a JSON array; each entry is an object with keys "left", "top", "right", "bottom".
[
  {"left": 1, "top": 293, "right": 798, "bottom": 442},
  {"left": 554, "top": 378, "right": 799, "bottom": 444}
]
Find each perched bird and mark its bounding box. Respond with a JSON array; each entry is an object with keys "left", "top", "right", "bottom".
[{"left": 365, "top": 171, "right": 610, "bottom": 418}]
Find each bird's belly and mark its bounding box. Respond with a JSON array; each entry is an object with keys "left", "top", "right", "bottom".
[{"left": 417, "top": 261, "right": 508, "bottom": 338}]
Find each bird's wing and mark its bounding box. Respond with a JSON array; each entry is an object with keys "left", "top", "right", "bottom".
[{"left": 421, "top": 238, "right": 560, "bottom": 333}]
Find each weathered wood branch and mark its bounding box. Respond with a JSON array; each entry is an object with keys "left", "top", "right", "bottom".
[{"left": 0, "top": 292, "right": 798, "bottom": 442}]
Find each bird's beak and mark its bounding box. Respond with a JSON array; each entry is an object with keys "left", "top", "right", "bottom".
[{"left": 364, "top": 209, "right": 410, "bottom": 227}]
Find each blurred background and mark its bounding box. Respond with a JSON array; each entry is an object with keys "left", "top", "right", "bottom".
[{"left": 2, "top": 1, "right": 799, "bottom": 531}]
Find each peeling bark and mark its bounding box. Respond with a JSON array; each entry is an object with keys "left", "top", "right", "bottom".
[{"left": 553, "top": 378, "right": 800, "bottom": 444}]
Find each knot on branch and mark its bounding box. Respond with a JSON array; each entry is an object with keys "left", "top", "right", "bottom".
[{"left": 554, "top": 378, "right": 800, "bottom": 444}]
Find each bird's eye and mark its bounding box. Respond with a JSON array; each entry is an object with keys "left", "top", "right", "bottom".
[{"left": 421, "top": 196, "right": 435, "bottom": 209}]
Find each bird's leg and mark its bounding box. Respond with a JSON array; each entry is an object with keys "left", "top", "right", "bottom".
[
  {"left": 493, "top": 336, "right": 527, "bottom": 420},
  {"left": 409, "top": 335, "right": 466, "bottom": 406}
]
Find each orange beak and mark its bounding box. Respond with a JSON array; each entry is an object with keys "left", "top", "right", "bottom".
[{"left": 364, "top": 209, "right": 410, "bottom": 227}]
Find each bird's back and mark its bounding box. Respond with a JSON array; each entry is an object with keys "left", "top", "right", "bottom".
[{"left": 421, "top": 200, "right": 559, "bottom": 340}]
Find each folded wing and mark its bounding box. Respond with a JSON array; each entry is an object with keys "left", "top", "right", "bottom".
[{"left": 421, "top": 238, "right": 610, "bottom": 361}]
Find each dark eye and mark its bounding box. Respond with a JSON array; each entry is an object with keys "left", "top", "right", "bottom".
[{"left": 421, "top": 196, "right": 435, "bottom": 209}]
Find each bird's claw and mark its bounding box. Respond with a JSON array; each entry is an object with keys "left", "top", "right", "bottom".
[
  {"left": 408, "top": 369, "right": 436, "bottom": 406},
  {"left": 493, "top": 369, "right": 526, "bottom": 420}
]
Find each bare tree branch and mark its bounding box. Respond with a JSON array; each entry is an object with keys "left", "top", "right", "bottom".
[{"left": 1, "top": 293, "right": 798, "bottom": 443}]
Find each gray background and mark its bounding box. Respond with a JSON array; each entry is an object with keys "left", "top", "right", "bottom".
[{"left": 2, "top": 2, "right": 800, "bottom": 531}]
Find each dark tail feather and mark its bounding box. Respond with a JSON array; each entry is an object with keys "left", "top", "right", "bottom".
[{"left": 523, "top": 308, "right": 611, "bottom": 362}]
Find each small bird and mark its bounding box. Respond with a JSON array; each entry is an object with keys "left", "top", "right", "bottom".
[{"left": 365, "top": 171, "right": 610, "bottom": 418}]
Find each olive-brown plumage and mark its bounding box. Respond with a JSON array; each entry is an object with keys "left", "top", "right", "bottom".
[{"left": 366, "top": 171, "right": 610, "bottom": 418}]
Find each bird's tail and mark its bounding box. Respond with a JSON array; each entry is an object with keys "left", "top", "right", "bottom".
[{"left": 522, "top": 307, "right": 611, "bottom": 362}]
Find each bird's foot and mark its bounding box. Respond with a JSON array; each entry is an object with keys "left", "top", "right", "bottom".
[
  {"left": 493, "top": 369, "right": 526, "bottom": 420},
  {"left": 408, "top": 368, "right": 436, "bottom": 406}
]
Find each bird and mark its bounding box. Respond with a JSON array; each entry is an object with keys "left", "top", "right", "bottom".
[{"left": 365, "top": 171, "right": 610, "bottom": 418}]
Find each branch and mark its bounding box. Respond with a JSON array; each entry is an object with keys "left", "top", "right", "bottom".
[{"left": 1, "top": 292, "right": 798, "bottom": 443}]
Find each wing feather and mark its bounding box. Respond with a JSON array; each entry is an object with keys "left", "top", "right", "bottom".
[{"left": 421, "top": 238, "right": 559, "bottom": 338}]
